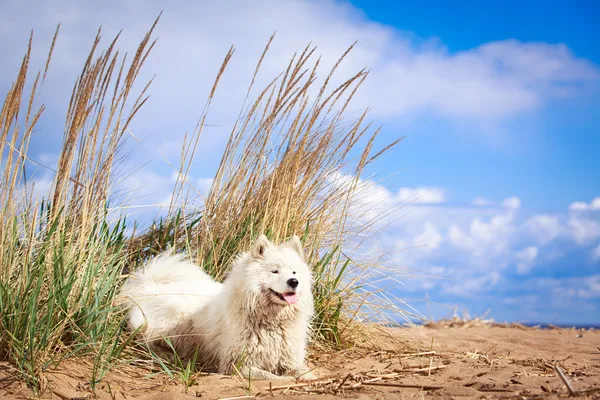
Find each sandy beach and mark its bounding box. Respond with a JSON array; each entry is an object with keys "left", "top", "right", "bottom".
[{"left": 1, "top": 323, "right": 598, "bottom": 400}]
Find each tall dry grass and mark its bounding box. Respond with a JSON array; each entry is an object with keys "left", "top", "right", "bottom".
[
  {"left": 0, "top": 19, "right": 404, "bottom": 392},
  {"left": 0, "top": 22, "right": 158, "bottom": 392}
]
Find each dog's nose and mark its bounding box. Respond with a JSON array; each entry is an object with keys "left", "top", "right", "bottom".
[{"left": 287, "top": 278, "right": 299, "bottom": 289}]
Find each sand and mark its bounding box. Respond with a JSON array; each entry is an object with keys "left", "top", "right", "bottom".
[{"left": 1, "top": 324, "right": 598, "bottom": 399}]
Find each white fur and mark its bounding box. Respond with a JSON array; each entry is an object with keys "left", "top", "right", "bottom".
[{"left": 119, "top": 235, "right": 315, "bottom": 380}]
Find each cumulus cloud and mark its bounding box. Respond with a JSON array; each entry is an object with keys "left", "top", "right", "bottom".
[
  {"left": 472, "top": 197, "right": 495, "bottom": 207},
  {"left": 360, "top": 39, "right": 599, "bottom": 118},
  {"left": 568, "top": 215, "right": 600, "bottom": 245},
  {"left": 447, "top": 210, "right": 516, "bottom": 256},
  {"left": 397, "top": 187, "right": 446, "bottom": 204},
  {"left": 585, "top": 275, "right": 600, "bottom": 298},
  {"left": 525, "top": 215, "right": 562, "bottom": 245},
  {"left": 414, "top": 222, "right": 443, "bottom": 251},
  {"left": 570, "top": 202, "right": 590, "bottom": 211},
  {"left": 341, "top": 173, "right": 599, "bottom": 308},
  {"left": 566, "top": 197, "right": 600, "bottom": 246},
  {"left": 537, "top": 275, "right": 600, "bottom": 299},
  {"left": 516, "top": 246, "right": 539, "bottom": 274},
  {"left": 443, "top": 271, "right": 501, "bottom": 295},
  {"left": 502, "top": 196, "right": 521, "bottom": 209},
  {"left": 333, "top": 173, "right": 449, "bottom": 228},
  {"left": 392, "top": 221, "right": 444, "bottom": 277},
  {"left": 470, "top": 196, "right": 521, "bottom": 209},
  {"left": 569, "top": 197, "right": 600, "bottom": 211}
]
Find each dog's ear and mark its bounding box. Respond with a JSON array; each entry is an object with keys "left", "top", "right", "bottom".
[
  {"left": 284, "top": 235, "right": 305, "bottom": 261},
  {"left": 252, "top": 235, "right": 272, "bottom": 259}
]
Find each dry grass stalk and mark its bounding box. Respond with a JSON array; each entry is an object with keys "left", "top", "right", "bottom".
[
  {"left": 361, "top": 382, "right": 443, "bottom": 390},
  {"left": 554, "top": 364, "right": 577, "bottom": 396}
]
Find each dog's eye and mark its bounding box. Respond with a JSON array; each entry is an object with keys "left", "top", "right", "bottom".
[
  {"left": 271, "top": 270, "right": 279, "bottom": 274},
  {"left": 293, "top": 271, "right": 296, "bottom": 274}
]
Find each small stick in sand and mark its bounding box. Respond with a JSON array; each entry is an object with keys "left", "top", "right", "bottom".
[
  {"left": 269, "top": 382, "right": 311, "bottom": 391},
  {"left": 349, "top": 376, "right": 382, "bottom": 389},
  {"left": 366, "top": 372, "right": 398, "bottom": 379},
  {"left": 554, "top": 364, "right": 577, "bottom": 396},
  {"left": 483, "top": 343, "right": 497, "bottom": 355},
  {"left": 399, "top": 351, "right": 436, "bottom": 358},
  {"left": 365, "top": 376, "right": 385, "bottom": 383},
  {"left": 475, "top": 388, "right": 513, "bottom": 393},
  {"left": 397, "top": 364, "right": 447, "bottom": 373},
  {"left": 362, "top": 382, "right": 443, "bottom": 390},
  {"left": 334, "top": 373, "right": 352, "bottom": 395},
  {"left": 254, "top": 382, "right": 309, "bottom": 397}
]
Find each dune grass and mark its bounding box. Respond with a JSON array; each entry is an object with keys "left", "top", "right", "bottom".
[{"left": 0, "top": 19, "right": 404, "bottom": 393}]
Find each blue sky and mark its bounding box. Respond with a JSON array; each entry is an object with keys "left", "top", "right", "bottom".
[
  {"left": 352, "top": 0, "right": 600, "bottom": 212},
  {"left": 1, "top": 0, "right": 598, "bottom": 325}
]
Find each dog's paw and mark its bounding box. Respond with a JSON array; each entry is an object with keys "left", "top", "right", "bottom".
[
  {"left": 277, "top": 375, "right": 296, "bottom": 381},
  {"left": 262, "top": 373, "right": 294, "bottom": 381},
  {"left": 245, "top": 367, "right": 293, "bottom": 381}
]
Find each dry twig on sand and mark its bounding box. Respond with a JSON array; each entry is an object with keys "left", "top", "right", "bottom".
[{"left": 554, "top": 364, "right": 577, "bottom": 396}]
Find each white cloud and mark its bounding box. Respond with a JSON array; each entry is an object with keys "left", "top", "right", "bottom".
[
  {"left": 168, "top": 173, "right": 213, "bottom": 195},
  {"left": 448, "top": 211, "right": 516, "bottom": 256},
  {"left": 397, "top": 187, "right": 446, "bottom": 204},
  {"left": 342, "top": 174, "right": 599, "bottom": 303},
  {"left": 335, "top": 174, "right": 400, "bottom": 225},
  {"left": 443, "top": 271, "right": 501, "bottom": 295},
  {"left": 333, "top": 173, "right": 448, "bottom": 228},
  {"left": 447, "top": 225, "right": 473, "bottom": 251},
  {"left": 502, "top": 196, "right": 521, "bottom": 209},
  {"left": 11, "top": 173, "right": 54, "bottom": 206},
  {"left": 537, "top": 275, "right": 600, "bottom": 299},
  {"left": 564, "top": 198, "right": 600, "bottom": 246},
  {"left": 343, "top": 177, "right": 527, "bottom": 298},
  {"left": 569, "top": 201, "right": 590, "bottom": 211},
  {"left": 196, "top": 178, "right": 214, "bottom": 194},
  {"left": 360, "top": 39, "right": 599, "bottom": 118},
  {"left": 525, "top": 215, "right": 562, "bottom": 245},
  {"left": 472, "top": 196, "right": 494, "bottom": 207},
  {"left": 568, "top": 215, "right": 600, "bottom": 245},
  {"left": 413, "top": 222, "right": 443, "bottom": 251},
  {"left": 516, "top": 246, "right": 539, "bottom": 274},
  {"left": 585, "top": 275, "right": 600, "bottom": 298},
  {"left": 470, "top": 196, "right": 521, "bottom": 209},
  {"left": 569, "top": 197, "right": 600, "bottom": 211}
]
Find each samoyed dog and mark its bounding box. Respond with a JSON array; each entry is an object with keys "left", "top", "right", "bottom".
[{"left": 120, "top": 235, "right": 315, "bottom": 380}]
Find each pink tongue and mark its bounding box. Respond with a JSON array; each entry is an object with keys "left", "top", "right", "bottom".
[{"left": 282, "top": 293, "right": 298, "bottom": 304}]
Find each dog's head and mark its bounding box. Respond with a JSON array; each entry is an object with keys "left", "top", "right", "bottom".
[{"left": 238, "top": 235, "right": 312, "bottom": 307}]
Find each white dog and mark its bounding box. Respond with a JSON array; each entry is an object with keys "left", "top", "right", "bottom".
[{"left": 120, "top": 235, "right": 315, "bottom": 380}]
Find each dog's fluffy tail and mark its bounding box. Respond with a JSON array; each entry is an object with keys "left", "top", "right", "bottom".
[{"left": 119, "top": 253, "right": 222, "bottom": 340}]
